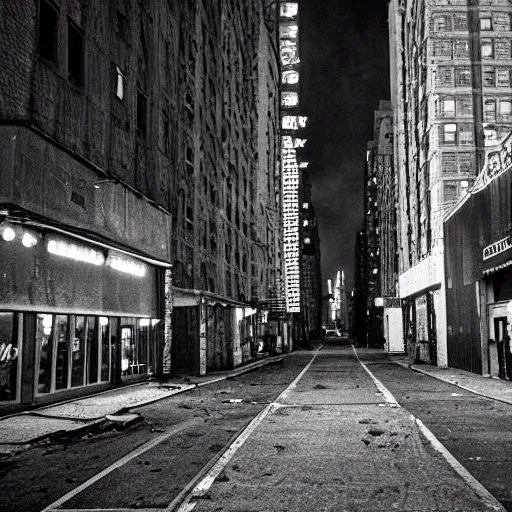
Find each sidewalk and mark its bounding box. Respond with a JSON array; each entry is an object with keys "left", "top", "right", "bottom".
[
  {"left": 391, "top": 354, "right": 512, "bottom": 406},
  {"left": 0, "top": 355, "right": 284, "bottom": 450}
]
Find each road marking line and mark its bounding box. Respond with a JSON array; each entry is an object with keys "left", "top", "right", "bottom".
[
  {"left": 353, "top": 347, "right": 505, "bottom": 512},
  {"left": 351, "top": 346, "right": 399, "bottom": 407},
  {"left": 41, "top": 418, "right": 200, "bottom": 512},
  {"left": 176, "top": 347, "right": 322, "bottom": 512}
]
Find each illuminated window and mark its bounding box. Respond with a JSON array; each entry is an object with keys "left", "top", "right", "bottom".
[
  {"left": 461, "top": 180, "right": 469, "bottom": 188},
  {"left": 302, "top": 202, "right": 309, "bottom": 209},
  {"left": 372, "top": 269, "right": 378, "bottom": 275},
  {"left": 115, "top": 66, "right": 124, "bottom": 100},
  {"left": 304, "top": 238, "right": 311, "bottom": 245},
  {"left": 500, "top": 100, "right": 512, "bottom": 115},
  {"left": 280, "top": 24, "right": 298, "bottom": 39},
  {"left": 303, "top": 220, "right": 309, "bottom": 227},
  {"left": 443, "top": 124, "right": 457, "bottom": 144},
  {"left": 481, "top": 40, "right": 494, "bottom": 58},
  {"left": 280, "top": 2, "right": 298, "bottom": 17},
  {"left": 480, "top": 18, "right": 492, "bottom": 31},
  {"left": 441, "top": 99, "right": 455, "bottom": 115},
  {"left": 282, "top": 70, "right": 299, "bottom": 84}
]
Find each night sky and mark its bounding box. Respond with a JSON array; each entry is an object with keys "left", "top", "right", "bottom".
[{"left": 300, "top": 0, "right": 390, "bottom": 292}]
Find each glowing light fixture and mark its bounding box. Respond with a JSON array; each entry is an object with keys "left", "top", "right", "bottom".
[
  {"left": 107, "top": 252, "right": 146, "bottom": 277},
  {"left": 99, "top": 316, "right": 109, "bottom": 326},
  {"left": 2, "top": 226, "right": 15, "bottom": 242},
  {"left": 22, "top": 232, "right": 38, "bottom": 248},
  {"left": 47, "top": 236, "right": 105, "bottom": 265},
  {"left": 139, "top": 318, "right": 150, "bottom": 327}
]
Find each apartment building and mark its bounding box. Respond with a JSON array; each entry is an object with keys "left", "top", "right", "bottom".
[{"left": 389, "top": 0, "right": 512, "bottom": 366}]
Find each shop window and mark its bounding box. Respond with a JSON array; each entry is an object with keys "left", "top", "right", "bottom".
[
  {"left": 481, "top": 40, "right": 494, "bottom": 58},
  {"left": 72, "top": 316, "right": 86, "bottom": 387},
  {"left": 0, "top": 313, "right": 19, "bottom": 401},
  {"left": 480, "top": 18, "right": 492, "bottom": 31},
  {"left": 121, "top": 319, "right": 151, "bottom": 376},
  {"left": 39, "top": 0, "right": 59, "bottom": 63},
  {"left": 36, "top": 314, "right": 54, "bottom": 393},
  {"left": 55, "top": 315, "right": 69, "bottom": 390},
  {"left": 68, "top": 21, "right": 84, "bottom": 86},
  {"left": 100, "top": 317, "right": 112, "bottom": 382}
]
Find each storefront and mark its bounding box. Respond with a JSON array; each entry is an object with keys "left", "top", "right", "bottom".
[
  {"left": 0, "top": 219, "right": 169, "bottom": 413},
  {"left": 444, "top": 134, "right": 512, "bottom": 376}
]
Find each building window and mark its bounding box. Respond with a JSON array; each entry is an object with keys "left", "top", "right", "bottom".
[
  {"left": 455, "top": 67, "right": 471, "bottom": 86},
  {"left": 497, "top": 69, "right": 511, "bottom": 87},
  {"left": 304, "top": 237, "right": 311, "bottom": 244},
  {"left": 499, "top": 99, "right": 512, "bottom": 115},
  {"left": 480, "top": 18, "right": 492, "bottom": 31},
  {"left": 303, "top": 219, "right": 309, "bottom": 227},
  {"left": 38, "top": 0, "right": 59, "bottom": 63},
  {"left": 453, "top": 14, "right": 468, "bottom": 31},
  {"left": 68, "top": 21, "right": 84, "bottom": 86},
  {"left": 481, "top": 40, "right": 494, "bottom": 58},
  {"left": 433, "top": 40, "right": 452, "bottom": 59},
  {"left": 443, "top": 182, "right": 458, "bottom": 203},
  {"left": 136, "top": 89, "right": 147, "bottom": 137},
  {"left": 161, "top": 107, "right": 170, "bottom": 156},
  {"left": 433, "top": 15, "right": 451, "bottom": 32},
  {"left": 115, "top": 66, "right": 124, "bottom": 100},
  {"left": 459, "top": 125, "right": 474, "bottom": 145},
  {"left": 484, "top": 99, "right": 496, "bottom": 120},
  {"left": 483, "top": 67, "right": 495, "bottom": 86},
  {"left": 441, "top": 98, "right": 455, "bottom": 116},
  {"left": 457, "top": 97, "right": 473, "bottom": 116},
  {"left": 0, "top": 313, "right": 19, "bottom": 402},
  {"left": 454, "top": 40, "right": 469, "bottom": 59},
  {"left": 302, "top": 202, "right": 309, "bottom": 209},
  {"left": 443, "top": 124, "right": 457, "bottom": 144},
  {"left": 437, "top": 67, "right": 454, "bottom": 87}
]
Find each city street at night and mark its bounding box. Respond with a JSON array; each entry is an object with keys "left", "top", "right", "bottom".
[{"left": 1, "top": 344, "right": 511, "bottom": 511}]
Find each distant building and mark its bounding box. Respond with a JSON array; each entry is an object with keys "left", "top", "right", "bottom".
[
  {"left": 389, "top": 0, "right": 512, "bottom": 366},
  {"left": 300, "top": 183, "right": 322, "bottom": 337},
  {"left": 353, "top": 227, "right": 368, "bottom": 345}
]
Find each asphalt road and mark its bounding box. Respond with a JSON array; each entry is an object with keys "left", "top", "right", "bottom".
[{"left": 0, "top": 340, "right": 509, "bottom": 511}]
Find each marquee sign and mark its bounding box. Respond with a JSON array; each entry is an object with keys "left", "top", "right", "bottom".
[
  {"left": 483, "top": 236, "right": 512, "bottom": 261},
  {"left": 282, "top": 135, "right": 300, "bottom": 313}
]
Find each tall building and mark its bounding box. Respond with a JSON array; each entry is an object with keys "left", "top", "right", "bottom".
[
  {"left": 389, "top": 0, "right": 512, "bottom": 365},
  {"left": 353, "top": 227, "right": 368, "bottom": 345},
  {"left": 301, "top": 182, "right": 322, "bottom": 337},
  {"left": 0, "top": 0, "right": 283, "bottom": 412}
]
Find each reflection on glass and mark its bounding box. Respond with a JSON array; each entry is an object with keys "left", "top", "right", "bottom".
[
  {"left": 100, "top": 317, "right": 110, "bottom": 382},
  {"left": 72, "top": 316, "right": 86, "bottom": 387},
  {"left": 55, "top": 315, "right": 69, "bottom": 390},
  {"left": 37, "top": 314, "right": 54, "bottom": 393},
  {"left": 121, "top": 326, "right": 133, "bottom": 375},
  {"left": 0, "top": 312, "right": 18, "bottom": 401},
  {"left": 87, "top": 316, "right": 98, "bottom": 384}
]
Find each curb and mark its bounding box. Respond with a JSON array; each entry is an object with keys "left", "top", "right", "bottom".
[
  {"left": 394, "top": 361, "right": 512, "bottom": 407},
  {"left": 0, "top": 355, "right": 287, "bottom": 447}
]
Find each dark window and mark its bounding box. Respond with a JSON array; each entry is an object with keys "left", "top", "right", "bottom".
[
  {"left": 116, "top": 10, "right": 128, "bottom": 41},
  {"left": 136, "top": 89, "right": 147, "bottom": 136},
  {"left": 68, "top": 21, "right": 83, "bottom": 85},
  {"left": 39, "top": 0, "right": 59, "bottom": 63},
  {"left": 162, "top": 108, "right": 170, "bottom": 155}
]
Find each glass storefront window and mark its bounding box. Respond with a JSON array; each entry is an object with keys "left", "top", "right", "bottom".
[
  {"left": 37, "top": 314, "right": 54, "bottom": 394},
  {"left": 100, "top": 317, "right": 111, "bottom": 382},
  {"left": 72, "top": 316, "right": 86, "bottom": 387},
  {"left": 87, "top": 316, "right": 98, "bottom": 384},
  {"left": 55, "top": 315, "right": 69, "bottom": 390},
  {"left": 120, "top": 318, "right": 154, "bottom": 377},
  {"left": 0, "top": 312, "right": 19, "bottom": 401}
]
